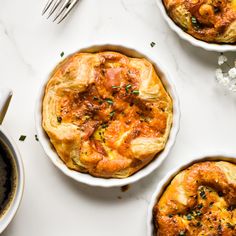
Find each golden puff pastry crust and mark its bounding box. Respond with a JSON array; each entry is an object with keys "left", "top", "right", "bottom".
[
  {"left": 42, "top": 51, "right": 173, "bottom": 178},
  {"left": 163, "top": 0, "right": 236, "bottom": 43},
  {"left": 153, "top": 161, "right": 236, "bottom": 235}
]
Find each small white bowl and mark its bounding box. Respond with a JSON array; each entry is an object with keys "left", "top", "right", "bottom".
[
  {"left": 35, "top": 44, "right": 180, "bottom": 187},
  {"left": 147, "top": 153, "right": 236, "bottom": 236},
  {"left": 156, "top": 0, "right": 236, "bottom": 52},
  {"left": 0, "top": 88, "right": 24, "bottom": 233}
]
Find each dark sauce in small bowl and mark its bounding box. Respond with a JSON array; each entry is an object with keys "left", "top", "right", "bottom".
[{"left": 0, "top": 140, "right": 16, "bottom": 216}]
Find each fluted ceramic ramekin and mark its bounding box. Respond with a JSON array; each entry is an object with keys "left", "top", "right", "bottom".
[
  {"left": 147, "top": 153, "right": 236, "bottom": 235},
  {"left": 35, "top": 44, "right": 180, "bottom": 187},
  {"left": 156, "top": 0, "right": 236, "bottom": 52}
]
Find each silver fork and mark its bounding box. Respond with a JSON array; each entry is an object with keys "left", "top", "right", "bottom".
[{"left": 42, "top": 0, "right": 79, "bottom": 24}]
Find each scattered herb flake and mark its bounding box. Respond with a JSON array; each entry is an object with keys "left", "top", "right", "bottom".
[
  {"left": 179, "top": 231, "right": 185, "bottom": 236},
  {"left": 35, "top": 134, "right": 39, "bottom": 141},
  {"left": 60, "top": 51, "right": 64, "bottom": 57},
  {"left": 196, "top": 210, "right": 202, "bottom": 216},
  {"left": 57, "top": 116, "right": 62, "bottom": 123},
  {"left": 196, "top": 222, "right": 202, "bottom": 227},
  {"left": 168, "top": 214, "right": 173, "bottom": 218},
  {"left": 101, "top": 123, "right": 108, "bottom": 129},
  {"left": 186, "top": 214, "right": 192, "bottom": 221},
  {"left": 125, "top": 84, "right": 132, "bottom": 92},
  {"left": 214, "top": 7, "right": 220, "bottom": 13},
  {"left": 19, "top": 135, "right": 26, "bottom": 141},
  {"left": 200, "top": 188, "right": 207, "bottom": 199},
  {"left": 197, "top": 203, "right": 203, "bottom": 209},
  {"left": 150, "top": 42, "right": 156, "bottom": 47},
  {"left": 110, "top": 111, "right": 115, "bottom": 117},
  {"left": 105, "top": 98, "right": 113, "bottom": 105},
  {"left": 112, "top": 85, "right": 120, "bottom": 89},
  {"left": 191, "top": 16, "right": 197, "bottom": 24},
  {"left": 191, "top": 16, "right": 200, "bottom": 29},
  {"left": 132, "top": 90, "right": 139, "bottom": 95}
]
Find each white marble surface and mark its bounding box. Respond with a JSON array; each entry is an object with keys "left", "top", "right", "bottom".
[{"left": 0, "top": 0, "right": 236, "bottom": 235}]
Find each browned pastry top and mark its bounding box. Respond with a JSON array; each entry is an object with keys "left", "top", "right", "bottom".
[
  {"left": 154, "top": 161, "right": 236, "bottom": 235},
  {"left": 42, "top": 51, "right": 173, "bottom": 178},
  {"left": 163, "top": 0, "right": 236, "bottom": 43}
]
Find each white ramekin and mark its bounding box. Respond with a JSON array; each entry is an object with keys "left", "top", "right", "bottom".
[
  {"left": 156, "top": 0, "right": 236, "bottom": 52},
  {"left": 35, "top": 44, "right": 180, "bottom": 187},
  {"left": 147, "top": 153, "right": 236, "bottom": 236}
]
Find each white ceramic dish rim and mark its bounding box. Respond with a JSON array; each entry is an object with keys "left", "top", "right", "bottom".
[
  {"left": 156, "top": 0, "right": 236, "bottom": 52},
  {"left": 147, "top": 153, "right": 236, "bottom": 236},
  {"left": 35, "top": 44, "right": 180, "bottom": 187},
  {"left": 0, "top": 127, "right": 24, "bottom": 234}
]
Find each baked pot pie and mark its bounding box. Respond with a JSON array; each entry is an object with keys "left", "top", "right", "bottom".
[
  {"left": 42, "top": 51, "right": 173, "bottom": 178},
  {"left": 153, "top": 161, "right": 236, "bottom": 235},
  {"left": 163, "top": 0, "right": 236, "bottom": 43}
]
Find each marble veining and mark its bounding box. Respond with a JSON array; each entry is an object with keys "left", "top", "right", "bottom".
[{"left": 0, "top": 0, "right": 236, "bottom": 235}]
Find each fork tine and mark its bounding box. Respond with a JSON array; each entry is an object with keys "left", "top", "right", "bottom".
[
  {"left": 53, "top": 0, "right": 71, "bottom": 22},
  {"left": 47, "top": 0, "right": 63, "bottom": 19},
  {"left": 57, "top": 0, "right": 79, "bottom": 24},
  {"left": 42, "top": 0, "right": 54, "bottom": 15}
]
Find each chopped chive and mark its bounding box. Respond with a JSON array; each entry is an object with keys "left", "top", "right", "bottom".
[
  {"left": 125, "top": 84, "right": 132, "bottom": 92},
  {"left": 214, "top": 7, "right": 220, "bottom": 13},
  {"left": 19, "top": 135, "right": 26, "bottom": 141},
  {"left": 186, "top": 214, "right": 192, "bottom": 220},
  {"left": 57, "top": 116, "right": 62, "bottom": 123},
  {"left": 191, "top": 16, "right": 197, "bottom": 24},
  {"left": 197, "top": 203, "right": 203, "bottom": 209},
  {"left": 196, "top": 210, "right": 202, "bottom": 216},
  {"left": 191, "top": 16, "right": 200, "bottom": 29},
  {"left": 168, "top": 214, "right": 173, "bottom": 218},
  {"left": 101, "top": 123, "right": 108, "bottom": 128},
  {"left": 150, "top": 42, "right": 156, "bottom": 47},
  {"left": 60, "top": 51, "right": 64, "bottom": 57},
  {"left": 200, "top": 188, "right": 206, "bottom": 199},
  {"left": 35, "top": 134, "right": 39, "bottom": 142},
  {"left": 132, "top": 90, "right": 139, "bottom": 95},
  {"left": 110, "top": 111, "right": 115, "bottom": 117},
  {"left": 196, "top": 222, "right": 202, "bottom": 227},
  {"left": 105, "top": 98, "right": 113, "bottom": 105},
  {"left": 112, "top": 85, "right": 120, "bottom": 89}
]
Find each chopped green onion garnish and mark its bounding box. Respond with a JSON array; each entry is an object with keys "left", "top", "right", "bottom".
[
  {"left": 35, "top": 134, "right": 39, "bottom": 141},
  {"left": 105, "top": 98, "right": 113, "bottom": 105},
  {"left": 125, "top": 84, "right": 132, "bottom": 92},
  {"left": 110, "top": 111, "right": 115, "bottom": 117},
  {"left": 200, "top": 188, "right": 207, "bottom": 199},
  {"left": 150, "top": 42, "right": 156, "bottom": 47},
  {"left": 132, "top": 90, "right": 139, "bottom": 95},
  {"left": 60, "top": 51, "right": 64, "bottom": 57},
  {"left": 57, "top": 116, "right": 62, "bottom": 123},
  {"left": 186, "top": 214, "right": 192, "bottom": 221},
  {"left": 101, "top": 123, "right": 108, "bottom": 128},
  {"left": 19, "top": 135, "right": 26, "bottom": 141}
]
